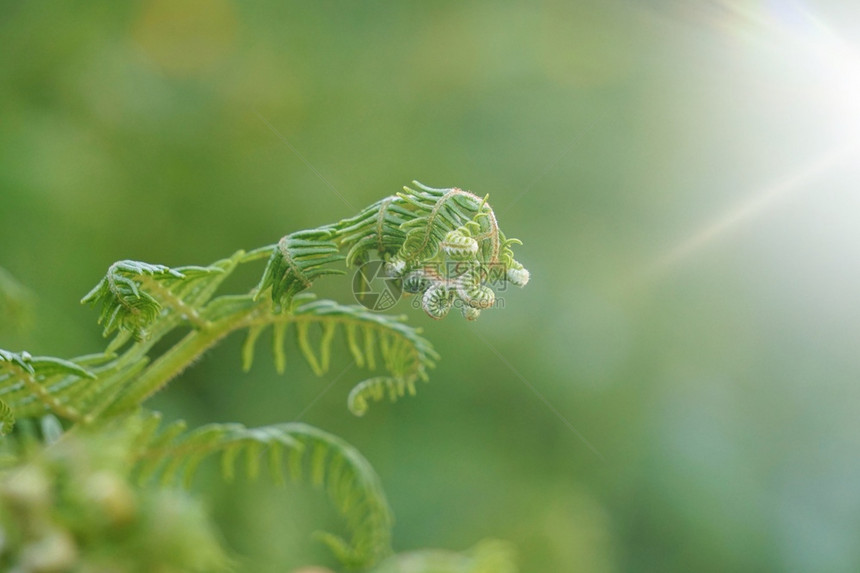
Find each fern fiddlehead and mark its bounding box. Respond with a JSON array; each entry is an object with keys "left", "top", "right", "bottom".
[
  {"left": 1, "top": 181, "right": 528, "bottom": 431},
  {"left": 73, "top": 181, "right": 523, "bottom": 417},
  {"left": 0, "top": 182, "right": 529, "bottom": 571},
  {"left": 259, "top": 181, "right": 529, "bottom": 322}
]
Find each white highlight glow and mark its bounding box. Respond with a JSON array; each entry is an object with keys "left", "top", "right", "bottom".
[
  {"left": 637, "top": 3, "right": 860, "bottom": 283},
  {"left": 650, "top": 140, "right": 859, "bottom": 276}
]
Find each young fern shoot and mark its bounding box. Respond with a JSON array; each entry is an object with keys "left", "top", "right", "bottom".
[
  {"left": 0, "top": 182, "right": 528, "bottom": 571},
  {"left": 73, "top": 181, "right": 528, "bottom": 419}
]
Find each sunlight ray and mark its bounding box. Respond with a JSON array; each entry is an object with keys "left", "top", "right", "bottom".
[{"left": 648, "top": 140, "right": 860, "bottom": 279}]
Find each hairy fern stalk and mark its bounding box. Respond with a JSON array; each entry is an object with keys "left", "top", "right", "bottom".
[{"left": 0, "top": 182, "right": 528, "bottom": 571}]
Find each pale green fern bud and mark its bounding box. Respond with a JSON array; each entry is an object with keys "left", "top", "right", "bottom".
[
  {"left": 454, "top": 271, "right": 495, "bottom": 309},
  {"left": 441, "top": 230, "right": 479, "bottom": 260},
  {"left": 506, "top": 263, "right": 530, "bottom": 287},
  {"left": 422, "top": 284, "right": 452, "bottom": 319},
  {"left": 402, "top": 271, "right": 431, "bottom": 294},
  {"left": 461, "top": 305, "right": 481, "bottom": 321},
  {"left": 384, "top": 257, "right": 407, "bottom": 277},
  {"left": 457, "top": 283, "right": 495, "bottom": 309}
]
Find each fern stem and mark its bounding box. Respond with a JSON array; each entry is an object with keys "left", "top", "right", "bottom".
[{"left": 104, "top": 314, "right": 249, "bottom": 415}]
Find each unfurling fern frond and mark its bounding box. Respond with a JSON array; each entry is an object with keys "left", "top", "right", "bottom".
[
  {"left": 4, "top": 183, "right": 526, "bottom": 427},
  {"left": 123, "top": 411, "right": 393, "bottom": 569},
  {"left": 330, "top": 182, "right": 529, "bottom": 321},
  {"left": 393, "top": 183, "right": 483, "bottom": 264},
  {"left": 234, "top": 182, "right": 529, "bottom": 332},
  {"left": 81, "top": 257, "right": 238, "bottom": 340},
  {"left": 422, "top": 284, "right": 453, "bottom": 319},
  {"left": 499, "top": 234, "right": 529, "bottom": 287},
  {"left": 256, "top": 229, "right": 346, "bottom": 311},
  {"left": 1, "top": 183, "right": 529, "bottom": 571}
]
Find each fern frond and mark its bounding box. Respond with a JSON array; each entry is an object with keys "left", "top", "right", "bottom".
[
  {"left": 236, "top": 297, "right": 438, "bottom": 414},
  {"left": 394, "top": 183, "right": 482, "bottom": 264},
  {"left": 0, "top": 348, "right": 96, "bottom": 424},
  {"left": 124, "top": 411, "right": 393, "bottom": 568},
  {"left": 331, "top": 182, "right": 529, "bottom": 320},
  {"left": 6, "top": 184, "right": 524, "bottom": 427},
  {"left": 333, "top": 183, "right": 485, "bottom": 269},
  {"left": 250, "top": 182, "right": 527, "bottom": 325},
  {"left": 256, "top": 229, "right": 346, "bottom": 311},
  {"left": 1, "top": 183, "right": 529, "bottom": 572},
  {"left": 92, "top": 287, "right": 438, "bottom": 417},
  {"left": 337, "top": 196, "right": 411, "bottom": 266},
  {"left": 347, "top": 376, "right": 416, "bottom": 416},
  {"left": 81, "top": 258, "right": 235, "bottom": 340}
]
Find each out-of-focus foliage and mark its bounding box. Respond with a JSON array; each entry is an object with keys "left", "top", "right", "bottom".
[
  {"left": 0, "top": 419, "right": 229, "bottom": 573},
  {"left": 371, "top": 540, "right": 517, "bottom": 573},
  {"left": 3, "top": 0, "right": 860, "bottom": 571},
  {"left": 0, "top": 267, "right": 32, "bottom": 337}
]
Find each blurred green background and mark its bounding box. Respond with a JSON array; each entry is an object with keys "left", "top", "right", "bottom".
[{"left": 3, "top": 0, "right": 860, "bottom": 571}]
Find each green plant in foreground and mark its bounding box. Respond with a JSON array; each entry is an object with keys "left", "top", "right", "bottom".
[{"left": 0, "top": 182, "right": 529, "bottom": 572}]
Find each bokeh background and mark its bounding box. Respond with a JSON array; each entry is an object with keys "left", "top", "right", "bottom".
[{"left": 3, "top": 0, "right": 860, "bottom": 571}]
